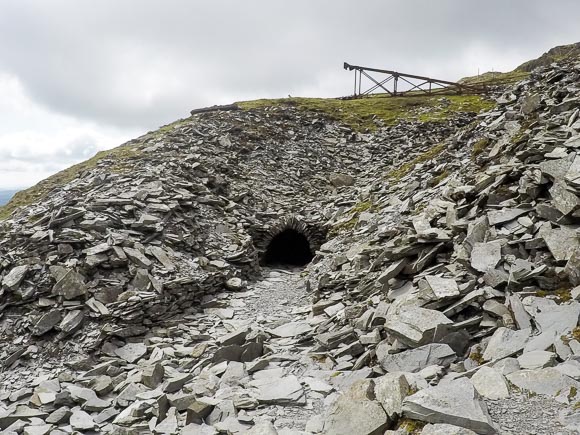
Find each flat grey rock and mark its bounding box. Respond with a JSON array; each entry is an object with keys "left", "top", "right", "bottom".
[
  {"left": 506, "top": 367, "right": 580, "bottom": 402},
  {"left": 380, "top": 344, "right": 456, "bottom": 373},
  {"left": 421, "top": 423, "right": 478, "bottom": 434},
  {"left": 269, "top": 321, "right": 312, "bottom": 338},
  {"left": 517, "top": 350, "right": 556, "bottom": 369},
  {"left": 1, "top": 265, "right": 29, "bottom": 291},
  {"left": 383, "top": 307, "right": 453, "bottom": 347},
  {"left": 471, "top": 366, "right": 509, "bottom": 400},
  {"left": 374, "top": 372, "right": 410, "bottom": 419},
  {"left": 470, "top": 241, "right": 502, "bottom": 273},
  {"left": 250, "top": 375, "right": 305, "bottom": 405},
  {"left": 115, "top": 342, "right": 147, "bottom": 363},
  {"left": 322, "top": 380, "right": 389, "bottom": 435},
  {"left": 402, "top": 378, "right": 497, "bottom": 434},
  {"left": 482, "top": 327, "right": 530, "bottom": 361}
]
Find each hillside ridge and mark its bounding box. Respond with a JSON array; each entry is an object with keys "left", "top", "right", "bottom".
[{"left": 1, "top": 45, "right": 580, "bottom": 434}]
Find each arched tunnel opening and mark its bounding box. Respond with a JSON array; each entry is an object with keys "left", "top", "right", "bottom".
[{"left": 262, "top": 228, "right": 314, "bottom": 267}]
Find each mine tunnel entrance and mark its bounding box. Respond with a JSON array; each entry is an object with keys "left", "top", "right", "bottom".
[{"left": 263, "top": 228, "right": 314, "bottom": 267}]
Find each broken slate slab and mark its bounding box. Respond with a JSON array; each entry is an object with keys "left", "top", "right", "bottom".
[
  {"left": 422, "top": 276, "right": 460, "bottom": 300},
  {"left": 322, "top": 379, "right": 389, "bottom": 435},
  {"left": 250, "top": 375, "right": 305, "bottom": 405},
  {"left": 1, "top": 265, "right": 29, "bottom": 291},
  {"left": 517, "top": 351, "right": 556, "bottom": 370},
  {"left": 115, "top": 342, "right": 147, "bottom": 363},
  {"left": 51, "top": 268, "right": 87, "bottom": 300},
  {"left": 383, "top": 307, "right": 453, "bottom": 347},
  {"left": 420, "top": 424, "right": 478, "bottom": 435},
  {"left": 374, "top": 372, "right": 410, "bottom": 420},
  {"left": 470, "top": 366, "right": 509, "bottom": 400},
  {"left": 470, "top": 241, "right": 502, "bottom": 273},
  {"left": 402, "top": 378, "right": 497, "bottom": 434},
  {"left": 506, "top": 368, "right": 580, "bottom": 403},
  {"left": 541, "top": 225, "right": 580, "bottom": 262},
  {"left": 487, "top": 208, "right": 529, "bottom": 226},
  {"left": 380, "top": 343, "right": 456, "bottom": 373},
  {"left": 32, "top": 310, "right": 62, "bottom": 336},
  {"left": 269, "top": 321, "right": 312, "bottom": 338},
  {"left": 482, "top": 327, "right": 530, "bottom": 361}
]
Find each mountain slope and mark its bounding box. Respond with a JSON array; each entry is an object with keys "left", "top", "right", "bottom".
[{"left": 1, "top": 45, "right": 580, "bottom": 434}]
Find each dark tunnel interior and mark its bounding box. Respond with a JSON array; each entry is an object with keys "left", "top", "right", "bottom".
[{"left": 263, "top": 229, "right": 314, "bottom": 267}]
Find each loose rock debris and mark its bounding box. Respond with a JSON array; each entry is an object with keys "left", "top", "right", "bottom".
[{"left": 2, "top": 57, "right": 580, "bottom": 434}]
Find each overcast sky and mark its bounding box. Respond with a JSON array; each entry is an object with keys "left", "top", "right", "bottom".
[{"left": 1, "top": 0, "right": 579, "bottom": 190}]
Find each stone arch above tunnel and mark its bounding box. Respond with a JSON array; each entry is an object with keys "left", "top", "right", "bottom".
[{"left": 253, "top": 215, "right": 326, "bottom": 268}]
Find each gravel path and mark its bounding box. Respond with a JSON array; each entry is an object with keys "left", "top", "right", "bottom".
[
  {"left": 232, "top": 267, "right": 324, "bottom": 432},
  {"left": 486, "top": 393, "right": 579, "bottom": 435}
]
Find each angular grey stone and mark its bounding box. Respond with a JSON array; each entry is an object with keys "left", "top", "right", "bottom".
[
  {"left": 250, "top": 375, "right": 305, "bottom": 405},
  {"left": 123, "top": 246, "right": 152, "bottom": 268},
  {"left": 471, "top": 366, "right": 509, "bottom": 400},
  {"left": 422, "top": 276, "right": 460, "bottom": 300},
  {"left": 487, "top": 208, "right": 529, "bottom": 226},
  {"left": 155, "top": 406, "right": 179, "bottom": 434},
  {"left": 244, "top": 420, "right": 279, "bottom": 435},
  {"left": 51, "top": 268, "right": 87, "bottom": 300},
  {"left": 550, "top": 181, "right": 580, "bottom": 215},
  {"left": 322, "top": 379, "right": 389, "bottom": 435},
  {"left": 541, "top": 225, "right": 580, "bottom": 262},
  {"left": 380, "top": 344, "right": 456, "bottom": 373},
  {"left": 163, "top": 373, "right": 193, "bottom": 393},
  {"left": 59, "top": 310, "right": 84, "bottom": 336},
  {"left": 46, "top": 407, "right": 72, "bottom": 424},
  {"left": 517, "top": 350, "right": 556, "bottom": 369},
  {"left": 506, "top": 368, "right": 580, "bottom": 401},
  {"left": 115, "top": 342, "right": 147, "bottom": 363},
  {"left": 329, "top": 173, "right": 355, "bottom": 187},
  {"left": 402, "top": 378, "right": 497, "bottom": 434},
  {"left": 32, "top": 310, "right": 62, "bottom": 336},
  {"left": 374, "top": 372, "right": 410, "bottom": 419},
  {"left": 482, "top": 327, "right": 530, "bottom": 361},
  {"left": 269, "top": 321, "right": 312, "bottom": 338},
  {"left": 470, "top": 241, "right": 502, "bottom": 273},
  {"left": 421, "top": 424, "right": 478, "bottom": 435},
  {"left": 69, "top": 408, "right": 95, "bottom": 430},
  {"left": 182, "top": 423, "right": 219, "bottom": 435},
  {"left": 384, "top": 307, "right": 453, "bottom": 347},
  {"left": 2, "top": 265, "right": 29, "bottom": 291},
  {"left": 141, "top": 363, "right": 165, "bottom": 388}
]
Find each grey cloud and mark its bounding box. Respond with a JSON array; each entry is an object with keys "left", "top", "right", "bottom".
[{"left": 0, "top": 0, "right": 579, "bottom": 131}]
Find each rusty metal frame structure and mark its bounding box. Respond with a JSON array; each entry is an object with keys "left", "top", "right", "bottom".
[{"left": 344, "top": 62, "right": 487, "bottom": 97}]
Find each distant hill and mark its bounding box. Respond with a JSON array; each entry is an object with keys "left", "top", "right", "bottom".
[{"left": 0, "top": 189, "right": 18, "bottom": 206}]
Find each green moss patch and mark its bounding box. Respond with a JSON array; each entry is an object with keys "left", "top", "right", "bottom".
[
  {"left": 239, "top": 94, "right": 493, "bottom": 132},
  {"left": 472, "top": 137, "right": 491, "bottom": 159}
]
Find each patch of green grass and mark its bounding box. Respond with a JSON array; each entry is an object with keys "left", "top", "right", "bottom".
[
  {"left": 472, "top": 137, "right": 491, "bottom": 159},
  {"left": 469, "top": 346, "right": 485, "bottom": 365},
  {"left": 418, "top": 95, "right": 494, "bottom": 122},
  {"left": 239, "top": 94, "right": 493, "bottom": 131},
  {"left": 535, "top": 286, "right": 573, "bottom": 304},
  {"left": 328, "top": 199, "right": 377, "bottom": 236},
  {"left": 397, "top": 418, "right": 426, "bottom": 434},
  {"left": 459, "top": 70, "right": 530, "bottom": 87},
  {"left": 386, "top": 142, "right": 446, "bottom": 181},
  {"left": 573, "top": 327, "right": 580, "bottom": 341},
  {"left": 569, "top": 386, "right": 578, "bottom": 401},
  {"left": 432, "top": 169, "right": 451, "bottom": 186}
]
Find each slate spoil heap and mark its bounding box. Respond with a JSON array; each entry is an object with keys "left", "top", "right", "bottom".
[{"left": 1, "top": 54, "right": 580, "bottom": 435}]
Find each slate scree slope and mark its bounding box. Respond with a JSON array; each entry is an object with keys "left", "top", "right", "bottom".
[{"left": 1, "top": 45, "right": 580, "bottom": 434}]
